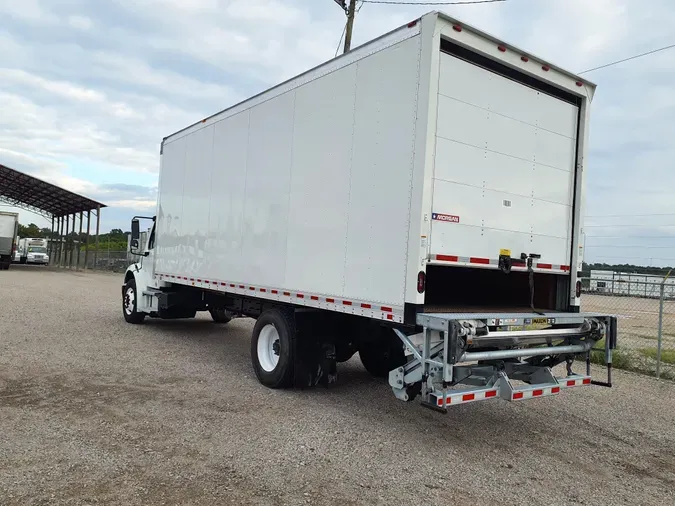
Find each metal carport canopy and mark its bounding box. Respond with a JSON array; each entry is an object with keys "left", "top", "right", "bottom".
[{"left": 0, "top": 163, "right": 106, "bottom": 217}]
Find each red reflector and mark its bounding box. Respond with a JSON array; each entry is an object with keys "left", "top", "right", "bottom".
[
  {"left": 221, "top": 282, "right": 226, "bottom": 286},
  {"left": 249, "top": 287, "right": 255, "bottom": 291},
  {"left": 386, "top": 314, "right": 393, "bottom": 320},
  {"left": 470, "top": 257, "right": 490, "bottom": 265},
  {"left": 437, "top": 255, "right": 459, "bottom": 262},
  {"left": 326, "top": 298, "right": 335, "bottom": 303},
  {"left": 407, "top": 19, "right": 418, "bottom": 28},
  {"left": 561, "top": 265, "right": 570, "bottom": 272},
  {"left": 260, "top": 288, "right": 267, "bottom": 292},
  {"left": 361, "top": 303, "right": 371, "bottom": 309},
  {"left": 533, "top": 389, "right": 543, "bottom": 397},
  {"left": 381, "top": 306, "right": 393, "bottom": 312},
  {"left": 582, "top": 378, "right": 591, "bottom": 385},
  {"left": 576, "top": 81, "right": 583, "bottom": 87},
  {"left": 567, "top": 379, "right": 576, "bottom": 387},
  {"left": 452, "top": 24, "right": 462, "bottom": 32},
  {"left": 417, "top": 271, "right": 426, "bottom": 294},
  {"left": 497, "top": 45, "right": 506, "bottom": 52},
  {"left": 311, "top": 295, "right": 319, "bottom": 300},
  {"left": 513, "top": 392, "right": 524, "bottom": 400},
  {"left": 296, "top": 294, "right": 304, "bottom": 298},
  {"left": 462, "top": 393, "right": 475, "bottom": 402},
  {"left": 485, "top": 390, "right": 497, "bottom": 398},
  {"left": 343, "top": 300, "right": 352, "bottom": 306},
  {"left": 283, "top": 291, "right": 290, "bottom": 296},
  {"left": 521, "top": 56, "right": 529, "bottom": 62},
  {"left": 537, "top": 263, "right": 552, "bottom": 270},
  {"left": 576, "top": 280, "right": 582, "bottom": 298},
  {"left": 229, "top": 284, "right": 235, "bottom": 287},
  {"left": 542, "top": 65, "right": 550, "bottom": 71},
  {"left": 552, "top": 387, "right": 560, "bottom": 394},
  {"left": 197, "top": 279, "right": 202, "bottom": 282},
  {"left": 271, "top": 289, "right": 278, "bottom": 294}
]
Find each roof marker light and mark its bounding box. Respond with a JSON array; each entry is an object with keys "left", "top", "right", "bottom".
[
  {"left": 521, "top": 56, "right": 529, "bottom": 62},
  {"left": 407, "top": 19, "right": 418, "bottom": 28},
  {"left": 576, "top": 81, "right": 583, "bottom": 87},
  {"left": 497, "top": 45, "right": 506, "bottom": 52},
  {"left": 542, "top": 65, "right": 550, "bottom": 72},
  {"left": 452, "top": 24, "right": 462, "bottom": 32}
]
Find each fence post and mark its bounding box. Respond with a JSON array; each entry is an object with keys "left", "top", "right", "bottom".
[{"left": 657, "top": 282, "right": 665, "bottom": 379}]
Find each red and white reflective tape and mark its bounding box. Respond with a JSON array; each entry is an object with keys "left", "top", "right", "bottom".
[
  {"left": 434, "top": 388, "right": 498, "bottom": 407},
  {"left": 560, "top": 375, "right": 592, "bottom": 388},
  {"left": 154, "top": 272, "right": 403, "bottom": 323},
  {"left": 431, "top": 254, "right": 570, "bottom": 273},
  {"left": 511, "top": 385, "right": 561, "bottom": 401}
]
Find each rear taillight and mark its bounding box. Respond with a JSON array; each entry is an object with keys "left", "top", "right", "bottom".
[
  {"left": 417, "top": 271, "right": 426, "bottom": 294},
  {"left": 576, "top": 280, "right": 582, "bottom": 298}
]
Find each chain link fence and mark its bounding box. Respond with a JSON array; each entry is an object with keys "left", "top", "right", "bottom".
[
  {"left": 50, "top": 249, "right": 132, "bottom": 273},
  {"left": 581, "top": 276, "right": 675, "bottom": 380}
]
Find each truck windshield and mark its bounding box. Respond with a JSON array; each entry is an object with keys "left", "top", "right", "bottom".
[{"left": 28, "top": 247, "right": 47, "bottom": 253}]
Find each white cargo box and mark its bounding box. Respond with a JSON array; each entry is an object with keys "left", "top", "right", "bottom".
[{"left": 154, "top": 11, "right": 594, "bottom": 324}]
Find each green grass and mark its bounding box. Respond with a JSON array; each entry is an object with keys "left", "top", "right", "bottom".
[
  {"left": 588, "top": 339, "right": 634, "bottom": 370},
  {"left": 640, "top": 348, "right": 675, "bottom": 365}
]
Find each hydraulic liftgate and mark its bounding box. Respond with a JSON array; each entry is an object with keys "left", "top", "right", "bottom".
[{"left": 390, "top": 312, "right": 617, "bottom": 412}]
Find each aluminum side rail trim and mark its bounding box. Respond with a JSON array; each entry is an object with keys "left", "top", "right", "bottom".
[{"left": 459, "top": 342, "right": 593, "bottom": 362}]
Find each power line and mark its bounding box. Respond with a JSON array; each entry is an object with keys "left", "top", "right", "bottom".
[
  {"left": 579, "top": 42, "right": 675, "bottom": 74},
  {"left": 585, "top": 245, "right": 675, "bottom": 249},
  {"left": 586, "top": 235, "right": 675, "bottom": 239},
  {"left": 584, "top": 224, "right": 675, "bottom": 228},
  {"left": 360, "top": 0, "right": 507, "bottom": 4},
  {"left": 335, "top": 21, "right": 348, "bottom": 57},
  {"left": 586, "top": 213, "right": 675, "bottom": 219}
]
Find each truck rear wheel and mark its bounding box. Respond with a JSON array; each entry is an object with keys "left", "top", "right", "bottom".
[
  {"left": 251, "top": 309, "right": 296, "bottom": 389},
  {"left": 359, "top": 328, "right": 406, "bottom": 378},
  {"left": 122, "top": 278, "right": 145, "bottom": 324}
]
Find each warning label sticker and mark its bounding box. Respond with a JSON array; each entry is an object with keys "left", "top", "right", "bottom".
[{"left": 432, "top": 213, "right": 460, "bottom": 223}]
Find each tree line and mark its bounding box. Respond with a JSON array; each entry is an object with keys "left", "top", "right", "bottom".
[
  {"left": 581, "top": 262, "right": 674, "bottom": 277},
  {"left": 18, "top": 223, "right": 131, "bottom": 251}
]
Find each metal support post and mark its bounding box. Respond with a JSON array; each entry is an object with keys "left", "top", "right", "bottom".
[
  {"left": 49, "top": 215, "right": 55, "bottom": 261},
  {"left": 77, "top": 211, "right": 83, "bottom": 269},
  {"left": 84, "top": 210, "right": 91, "bottom": 270},
  {"left": 63, "top": 214, "right": 70, "bottom": 268},
  {"left": 94, "top": 206, "right": 100, "bottom": 269},
  {"left": 657, "top": 282, "right": 665, "bottom": 379}
]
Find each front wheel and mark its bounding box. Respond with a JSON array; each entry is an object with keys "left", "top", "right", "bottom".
[{"left": 122, "top": 278, "right": 145, "bottom": 324}]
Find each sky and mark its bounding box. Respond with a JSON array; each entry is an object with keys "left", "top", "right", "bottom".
[{"left": 1, "top": 0, "right": 674, "bottom": 265}]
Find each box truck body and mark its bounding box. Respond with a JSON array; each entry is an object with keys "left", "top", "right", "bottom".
[
  {"left": 18, "top": 237, "right": 49, "bottom": 265},
  {"left": 0, "top": 212, "right": 19, "bottom": 270},
  {"left": 122, "top": 12, "right": 616, "bottom": 409}
]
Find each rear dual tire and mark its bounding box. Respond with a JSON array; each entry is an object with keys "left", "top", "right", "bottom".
[{"left": 251, "top": 309, "right": 296, "bottom": 389}]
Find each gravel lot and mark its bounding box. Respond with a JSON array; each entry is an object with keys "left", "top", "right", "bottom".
[{"left": 1, "top": 266, "right": 675, "bottom": 506}]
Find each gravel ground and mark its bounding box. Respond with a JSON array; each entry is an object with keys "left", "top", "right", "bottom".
[{"left": 1, "top": 266, "right": 675, "bottom": 506}]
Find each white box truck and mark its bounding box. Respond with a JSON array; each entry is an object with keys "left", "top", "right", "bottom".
[
  {"left": 17, "top": 237, "right": 50, "bottom": 265},
  {"left": 122, "top": 12, "right": 616, "bottom": 410},
  {"left": 0, "top": 211, "right": 19, "bottom": 270}
]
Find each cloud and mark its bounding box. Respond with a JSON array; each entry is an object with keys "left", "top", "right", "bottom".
[{"left": 1, "top": 0, "right": 674, "bottom": 266}]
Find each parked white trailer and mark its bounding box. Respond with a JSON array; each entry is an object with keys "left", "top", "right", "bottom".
[
  {"left": 122, "top": 12, "right": 616, "bottom": 410},
  {"left": 0, "top": 212, "right": 19, "bottom": 270}
]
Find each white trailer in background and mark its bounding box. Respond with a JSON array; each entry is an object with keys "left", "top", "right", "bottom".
[
  {"left": 122, "top": 11, "right": 616, "bottom": 410},
  {"left": 0, "top": 211, "right": 19, "bottom": 270},
  {"left": 17, "top": 237, "right": 49, "bottom": 265}
]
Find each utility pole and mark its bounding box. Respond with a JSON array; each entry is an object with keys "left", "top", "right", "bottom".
[{"left": 343, "top": 0, "right": 357, "bottom": 54}]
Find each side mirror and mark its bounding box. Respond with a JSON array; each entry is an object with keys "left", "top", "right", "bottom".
[{"left": 130, "top": 219, "right": 141, "bottom": 254}]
